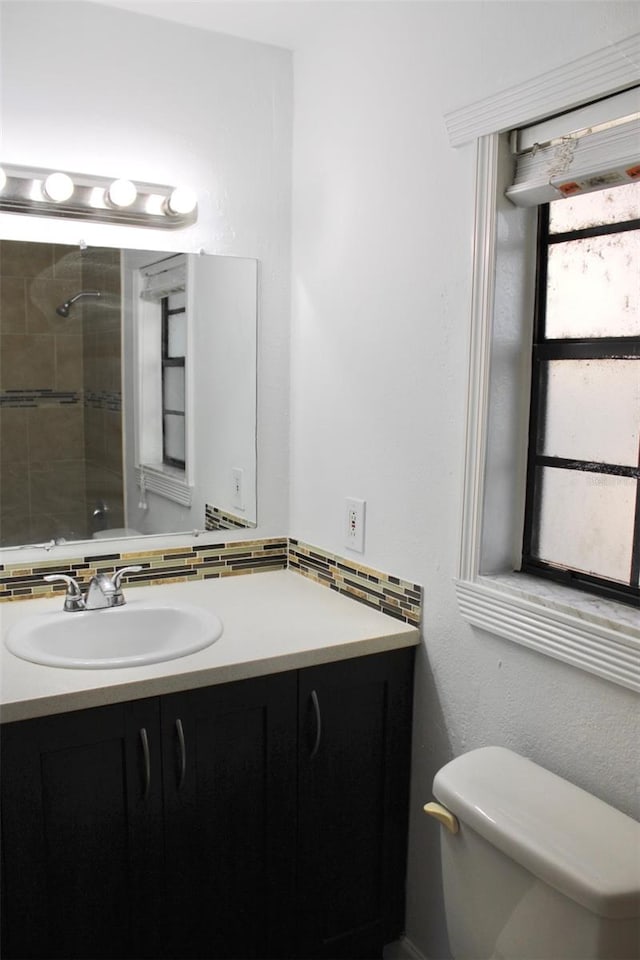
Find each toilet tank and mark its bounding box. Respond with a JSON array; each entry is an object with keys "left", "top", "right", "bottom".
[{"left": 432, "top": 747, "right": 640, "bottom": 960}]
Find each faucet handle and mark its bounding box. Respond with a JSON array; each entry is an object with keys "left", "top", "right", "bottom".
[
  {"left": 112, "top": 566, "right": 143, "bottom": 590},
  {"left": 44, "top": 574, "right": 85, "bottom": 612}
]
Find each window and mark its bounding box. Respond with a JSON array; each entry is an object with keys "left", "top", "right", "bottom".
[
  {"left": 161, "top": 290, "right": 187, "bottom": 469},
  {"left": 446, "top": 48, "right": 640, "bottom": 690},
  {"left": 522, "top": 184, "right": 640, "bottom": 606},
  {"left": 134, "top": 253, "right": 193, "bottom": 507}
]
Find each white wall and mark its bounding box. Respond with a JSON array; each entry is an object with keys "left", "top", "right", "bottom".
[
  {"left": 288, "top": 3, "right": 640, "bottom": 957},
  {"left": 3, "top": 3, "right": 640, "bottom": 958},
  {"left": 0, "top": 0, "right": 292, "bottom": 541}
]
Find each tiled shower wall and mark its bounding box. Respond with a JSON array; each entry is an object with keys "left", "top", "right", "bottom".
[
  {"left": 0, "top": 241, "right": 123, "bottom": 546},
  {"left": 0, "top": 240, "right": 87, "bottom": 544},
  {"left": 82, "top": 247, "right": 124, "bottom": 535}
]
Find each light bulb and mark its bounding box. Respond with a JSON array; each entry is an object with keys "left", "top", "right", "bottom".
[
  {"left": 145, "top": 193, "right": 165, "bottom": 216},
  {"left": 107, "top": 178, "right": 137, "bottom": 208},
  {"left": 167, "top": 186, "right": 197, "bottom": 215},
  {"left": 43, "top": 172, "right": 74, "bottom": 202},
  {"left": 89, "top": 187, "right": 107, "bottom": 209},
  {"left": 0, "top": 167, "right": 6, "bottom": 192}
]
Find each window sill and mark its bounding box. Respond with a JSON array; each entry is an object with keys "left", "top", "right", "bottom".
[
  {"left": 137, "top": 464, "right": 192, "bottom": 507},
  {"left": 455, "top": 573, "right": 639, "bottom": 692}
]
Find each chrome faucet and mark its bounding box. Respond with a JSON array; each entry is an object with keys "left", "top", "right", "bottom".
[
  {"left": 44, "top": 567, "right": 142, "bottom": 612},
  {"left": 85, "top": 568, "right": 142, "bottom": 609}
]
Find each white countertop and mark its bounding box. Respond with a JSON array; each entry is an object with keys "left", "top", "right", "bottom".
[{"left": 0, "top": 570, "right": 420, "bottom": 723}]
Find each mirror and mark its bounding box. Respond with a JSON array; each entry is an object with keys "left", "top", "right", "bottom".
[{"left": 0, "top": 239, "right": 257, "bottom": 549}]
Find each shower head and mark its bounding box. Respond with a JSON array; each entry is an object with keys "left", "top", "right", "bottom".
[{"left": 56, "top": 290, "right": 102, "bottom": 317}]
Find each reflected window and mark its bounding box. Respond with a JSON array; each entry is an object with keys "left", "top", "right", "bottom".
[
  {"left": 161, "top": 291, "right": 186, "bottom": 469},
  {"left": 522, "top": 183, "right": 640, "bottom": 603},
  {"left": 137, "top": 252, "right": 189, "bottom": 485}
]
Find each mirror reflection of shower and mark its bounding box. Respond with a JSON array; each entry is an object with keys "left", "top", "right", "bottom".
[
  {"left": 0, "top": 239, "right": 259, "bottom": 549},
  {"left": 56, "top": 290, "right": 101, "bottom": 317},
  {"left": 0, "top": 242, "right": 121, "bottom": 548}
]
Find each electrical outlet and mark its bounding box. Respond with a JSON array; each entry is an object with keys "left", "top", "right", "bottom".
[
  {"left": 232, "top": 467, "right": 244, "bottom": 510},
  {"left": 345, "top": 498, "right": 366, "bottom": 553}
]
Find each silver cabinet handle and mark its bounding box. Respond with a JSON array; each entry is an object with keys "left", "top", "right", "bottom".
[
  {"left": 175, "top": 718, "right": 186, "bottom": 790},
  {"left": 140, "top": 727, "right": 151, "bottom": 800},
  {"left": 309, "top": 690, "right": 322, "bottom": 760}
]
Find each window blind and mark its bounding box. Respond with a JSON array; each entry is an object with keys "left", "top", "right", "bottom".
[
  {"left": 506, "top": 86, "right": 640, "bottom": 207},
  {"left": 140, "top": 253, "right": 186, "bottom": 301}
]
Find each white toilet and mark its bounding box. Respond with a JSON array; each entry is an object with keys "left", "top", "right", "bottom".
[{"left": 425, "top": 746, "right": 640, "bottom": 959}]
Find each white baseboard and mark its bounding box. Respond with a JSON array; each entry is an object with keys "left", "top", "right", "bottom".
[{"left": 384, "top": 936, "right": 429, "bottom": 960}]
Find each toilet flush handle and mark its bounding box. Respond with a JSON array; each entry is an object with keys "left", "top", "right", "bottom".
[{"left": 423, "top": 801, "right": 459, "bottom": 834}]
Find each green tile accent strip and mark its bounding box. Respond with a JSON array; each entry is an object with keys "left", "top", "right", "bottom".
[
  {"left": 0, "top": 537, "right": 422, "bottom": 627},
  {"left": 0, "top": 389, "right": 81, "bottom": 408},
  {"left": 0, "top": 388, "right": 121, "bottom": 412},
  {"left": 288, "top": 539, "right": 422, "bottom": 627}
]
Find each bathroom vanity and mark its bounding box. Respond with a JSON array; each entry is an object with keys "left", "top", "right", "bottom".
[{"left": 0, "top": 570, "right": 419, "bottom": 960}]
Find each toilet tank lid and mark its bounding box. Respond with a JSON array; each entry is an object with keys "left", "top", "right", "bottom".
[
  {"left": 433, "top": 746, "right": 640, "bottom": 919},
  {"left": 92, "top": 528, "right": 142, "bottom": 539}
]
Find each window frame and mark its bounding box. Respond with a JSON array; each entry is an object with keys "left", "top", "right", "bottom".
[
  {"left": 522, "top": 201, "right": 640, "bottom": 606},
  {"left": 444, "top": 32, "right": 640, "bottom": 691},
  {"left": 451, "top": 115, "right": 639, "bottom": 693}
]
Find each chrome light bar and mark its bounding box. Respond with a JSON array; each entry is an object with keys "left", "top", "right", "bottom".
[{"left": 0, "top": 163, "right": 197, "bottom": 229}]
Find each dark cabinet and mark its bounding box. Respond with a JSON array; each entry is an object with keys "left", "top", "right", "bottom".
[
  {"left": 160, "top": 673, "right": 297, "bottom": 959},
  {"left": 0, "top": 698, "right": 164, "bottom": 960},
  {"left": 297, "top": 649, "right": 414, "bottom": 958},
  {"left": 1, "top": 647, "right": 414, "bottom": 960}
]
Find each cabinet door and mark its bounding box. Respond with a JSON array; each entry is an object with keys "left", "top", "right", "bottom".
[
  {"left": 0, "top": 699, "right": 164, "bottom": 960},
  {"left": 297, "top": 647, "right": 415, "bottom": 959},
  {"left": 160, "top": 671, "right": 297, "bottom": 959}
]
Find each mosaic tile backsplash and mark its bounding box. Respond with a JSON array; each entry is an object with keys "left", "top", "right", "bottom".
[
  {"left": 205, "top": 504, "right": 255, "bottom": 531},
  {"left": 0, "top": 537, "right": 422, "bottom": 627},
  {"left": 289, "top": 539, "right": 421, "bottom": 626},
  {"left": 0, "top": 539, "right": 288, "bottom": 602}
]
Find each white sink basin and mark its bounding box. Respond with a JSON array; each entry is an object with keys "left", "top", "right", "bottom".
[{"left": 4, "top": 600, "right": 223, "bottom": 669}]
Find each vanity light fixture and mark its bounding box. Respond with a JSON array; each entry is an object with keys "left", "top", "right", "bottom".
[{"left": 0, "top": 163, "right": 198, "bottom": 228}]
